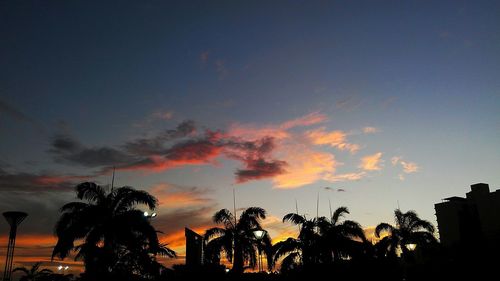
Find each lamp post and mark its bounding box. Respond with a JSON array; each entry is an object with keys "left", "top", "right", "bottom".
[
  {"left": 403, "top": 243, "right": 417, "bottom": 280},
  {"left": 405, "top": 243, "right": 416, "bottom": 251},
  {"left": 252, "top": 229, "right": 266, "bottom": 272}
]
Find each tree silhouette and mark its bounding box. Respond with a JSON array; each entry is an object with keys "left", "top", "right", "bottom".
[
  {"left": 52, "top": 182, "right": 175, "bottom": 280},
  {"left": 273, "top": 213, "right": 321, "bottom": 272},
  {"left": 316, "top": 206, "right": 367, "bottom": 263},
  {"left": 375, "top": 209, "right": 436, "bottom": 259},
  {"left": 204, "top": 207, "right": 272, "bottom": 274},
  {"left": 13, "top": 262, "right": 53, "bottom": 281}
]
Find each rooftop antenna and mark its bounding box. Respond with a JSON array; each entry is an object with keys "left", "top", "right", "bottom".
[
  {"left": 3, "top": 211, "right": 28, "bottom": 281},
  {"left": 316, "top": 191, "right": 320, "bottom": 220},
  {"left": 110, "top": 167, "right": 116, "bottom": 192},
  {"left": 294, "top": 199, "right": 301, "bottom": 232},
  {"left": 329, "top": 198, "right": 332, "bottom": 219},
  {"left": 397, "top": 200, "right": 401, "bottom": 210},
  {"left": 233, "top": 187, "right": 237, "bottom": 227}
]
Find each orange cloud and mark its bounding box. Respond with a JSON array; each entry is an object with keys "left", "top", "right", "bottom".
[
  {"left": 280, "top": 112, "right": 328, "bottom": 130},
  {"left": 390, "top": 156, "right": 419, "bottom": 180},
  {"left": 150, "top": 183, "right": 212, "bottom": 208},
  {"left": 359, "top": 152, "right": 383, "bottom": 171},
  {"left": 324, "top": 171, "right": 366, "bottom": 182},
  {"left": 273, "top": 144, "right": 337, "bottom": 188},
  {"left": 118, "top": 142, "right": 223, "bottom": 172},
  {"left": 305, "top": 127, "right": 360, "bottom": 153},
  {"left": 261, "top": 216, "right": 298, "bottom": 244}
]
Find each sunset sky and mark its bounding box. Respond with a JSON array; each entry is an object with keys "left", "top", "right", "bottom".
[{"left": 1, "top": 0, "right": 499, "bottom": 273}]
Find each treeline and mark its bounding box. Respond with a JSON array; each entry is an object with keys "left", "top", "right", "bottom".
[{"left": 12, "top": 183, "right": 497, "bottom": 281}]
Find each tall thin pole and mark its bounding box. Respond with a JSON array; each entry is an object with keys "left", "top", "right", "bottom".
[
  {"left": 316, "top": 191, "right": 319, "bottom": 220},
  {"left": 233, "top": 187, "right": 237, "bottom": 226},
  {"left": 110, "top": 167, "right": 116, "bottom": 192},
  {"left": 295, "top": 199, "right": 301, "bottom": 233},
  {"left": 329, "top": 198, "right": 332, "bottom": 219}
]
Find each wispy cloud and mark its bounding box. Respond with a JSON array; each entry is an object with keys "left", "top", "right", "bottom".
[
  {"left": 0, "top": 99, "right": 43, "bottom": 132},
  {"left": 400, "top": 161, "right": 419, "bottom": 173},
  {"left": 228, "top": 111, "right": 327, "bottom": 141},
  {"left": 0, "top": 99, "right": 35, "bottom": 124},
  {"left": 362, "top": 126, "right": 380, "bottom": 134},
  {"left": 324, "top": 171, "right": 366, "bottom": 182},
  {"left": 0, "top": 168, "right": 86, "bottom": 193},
  {"left": 151, "top": 110, "right": 174, "bottom": 121},
  {"left": 150, "top": 183, "right": 213, "bottom": 208},
  {"left": 305, "top": 127, "right": 360, "bottom": 153},
  {"left": 391, "top": 156, "right": 420, "bottom": 180},
  {"left": 359, "top": 152, "right": 383, "bottom": 171},
  {"left": 391, "top": 156, "right": 401, "bottom": 166}
]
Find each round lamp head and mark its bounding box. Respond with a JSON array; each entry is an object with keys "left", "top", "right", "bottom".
[
  {"left": 253, "top": 229, "right": 266, "bottom": 240},
  {"left": 405, "top": 243, "right": 417, "bottom": 251}
]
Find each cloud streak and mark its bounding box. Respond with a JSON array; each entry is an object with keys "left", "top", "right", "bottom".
[
  {"left": 47, "top": 112, "right": 385, "bottom": 188},
  {"left": 305, "top": 127, "right": 360, "bottom": 153}
]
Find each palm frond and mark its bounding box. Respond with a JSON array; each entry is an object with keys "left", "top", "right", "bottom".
[
  {"left": 112, "top": 186, "right": 158, "bottom": 212},
  {"left": 76, "top": 182, "right": 106, "bottom": 202},
  {"left": 375, "top": 222, "right": 394, "bottom": 238},
  {"left": 213, "top": 209, "right": 235, "bottom": 227},
  {"left": 283, "top": 213, "right": 306, "bottom": 225},
  {"left": 331, "top": 206, "right": 349, "bottom": 224}
]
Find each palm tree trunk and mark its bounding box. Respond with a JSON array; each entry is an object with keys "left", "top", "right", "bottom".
[{"left": 232, "top": 242, "right": 244, "bottom": 274}]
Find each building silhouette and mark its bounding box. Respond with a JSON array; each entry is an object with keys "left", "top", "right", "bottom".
[
  {"left": 435, "top": 183, "right": 500, "bottom": 248},
  {"left": 185, "top": 228, "right": 203, "bottom": 267}
]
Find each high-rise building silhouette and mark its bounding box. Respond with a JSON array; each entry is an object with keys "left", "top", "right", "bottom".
[
  {"left": 435, "top": 183, "right": 500, "bottom": 248},
  {"left": 185, "top": 228, "right": 203, "bottom": 267}
]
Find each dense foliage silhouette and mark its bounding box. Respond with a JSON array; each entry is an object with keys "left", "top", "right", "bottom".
[
  {"left": 51, "top": 182, "right": 175, "bottom": 281},
  {"left": 204, "top": 207, "right": 272, "bottom": 274}
]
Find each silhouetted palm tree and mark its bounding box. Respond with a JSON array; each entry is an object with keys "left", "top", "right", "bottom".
[
  {"left": 13, "top": 262, "right": 53, "bottom": 281},
  {"left": 273, "top": 213, "right": 321, "bottom": 271},
  {"left": 375, "top": 209, "right": 436, "bottom": 259},
  {"left": 204, "top": 207, "right": 271, "bottom": 274},
  {"left": 52, "top": 182, "right": 175, "bottom": 280},
  {"left": 316, "top": 206, "right": 367, "bottom": 263}
]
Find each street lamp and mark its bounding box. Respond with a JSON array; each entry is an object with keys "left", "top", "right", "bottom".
[
  {"left": 57, "top": 265, "right": 69, "bottom": 271},
  {"left": 405, "top": 243, "right": 417, "bottom": 251},
  {"left": 252, "top": 229, "right": 267, "bottom": 272},
  {"left": 143, "top": 211, "right": 157, "bottom": 218}
]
